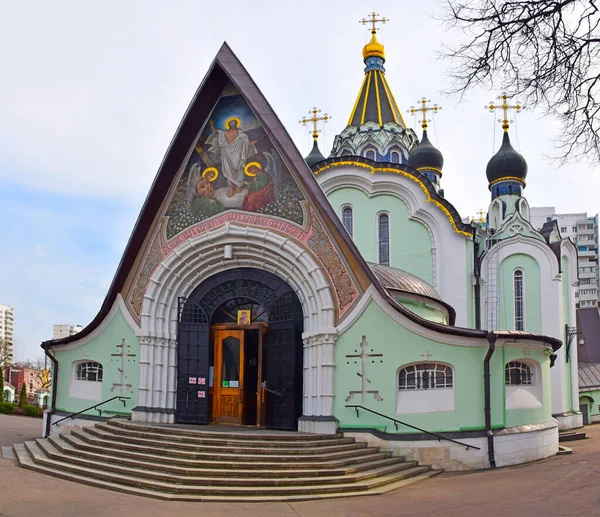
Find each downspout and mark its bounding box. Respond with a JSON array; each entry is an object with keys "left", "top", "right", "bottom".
[
  {"left": 484, "top": 333, "right": 497, "bottom": 469},
  {"left": 43, "top": 345, "right": 58, "bottom": 438},
  {"left": 474, "top": 241, "right": 481, "bottom": 329}
]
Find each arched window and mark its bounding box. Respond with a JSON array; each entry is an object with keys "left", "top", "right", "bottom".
[
  {"left": 365, "top": 149, "right": 376, "bottom": 160},
  {"left": 398, "top": 363, "right": 453, "bottom": 390},
  {"left": 378, "top": 213, "right": 390, "bottom": 266},
  {"left": 513, "top": 269, "right": 525, "bottom": 330},
  {"left": 76, "top": 362, "right": 103, "bottom": 382},
  {"left": 342, "top": 206, "right": 353, "bottom": 238},
  {"left": 505, "top": 361, "right": 532, "bottom": 385},
  {"left": 342, "top": 149, "right": 352, "bottom": 157},
  {"left": 390, "top": 151, "right": 400, "bottom": 163}
]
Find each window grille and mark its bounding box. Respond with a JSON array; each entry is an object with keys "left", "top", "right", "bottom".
[
  {"left": 505, "top": 361, "right": 533, "bottom": 385},
  {"left": 378, "top": 214, "right": 390, "bottom": 266},
  {"left": 398, "top": 363, "right": 453, "bottom": 390},
  {"left": 342, "top": 206, "right": 353, "bottom": 238},
  {"left": 76, "top": 362, "right": 103, "bottom": 382},
  {"left": 514, "top": 270, "right": 524, "bottom": 331}
]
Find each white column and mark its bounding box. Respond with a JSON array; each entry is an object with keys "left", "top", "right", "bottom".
[{"left": 299, "top": 331, "right": 338, "bottom": 434}]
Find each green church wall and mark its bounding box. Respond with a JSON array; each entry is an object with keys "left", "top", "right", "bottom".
[
  {"left": 396, "top": 298, "right": 448, "bottom": 324},
  {"left": 335, "top": 300, "right": 486, "bottom": 433},
  {"left": 52, "top": 308, "right": 139, "bottom": 417},
  {"left": 334, "top": 300, "right": 553, "bottom": 434},
  {"left": 498, "top": 254, "right": 542, "bottom": 334},
  {"left": 502, "top": 346, "right": 552, "bottom": 428},
  {"left": 327, "top": 188, "right": 433, "bottom": 284}
]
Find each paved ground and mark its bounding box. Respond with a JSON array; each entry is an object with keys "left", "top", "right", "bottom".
[
  {"left": 0, "top": 413, "right": 43, "bottom": 447},
  {"left": 1, "top": 415, "right": 599, "bottom": 516}
]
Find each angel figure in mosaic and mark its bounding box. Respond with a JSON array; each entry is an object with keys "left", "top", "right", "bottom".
[
  {"left": 241, "top": 151, "right": 281, "bottom": 212},
  {"left": 186, "top": 164, "right": 225, "bottom": 218}
]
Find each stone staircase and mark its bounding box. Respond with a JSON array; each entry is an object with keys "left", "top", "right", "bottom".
[{"left": 12, "top": 419, "right": 441, "bottom": 502}]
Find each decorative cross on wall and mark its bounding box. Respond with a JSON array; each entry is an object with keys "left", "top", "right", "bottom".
[
  {"left": 420, "top": 350, "right": 432, "bottom": 361},
  {"left": 110, "top": 338, "right": 136, "bottom": 395},
  {"left": 345, "top": 336, "right": 384, "bottom": 403}
]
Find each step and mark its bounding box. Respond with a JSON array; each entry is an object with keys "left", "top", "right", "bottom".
[
  {"left": 107, "top": 418, "right": 341, "bottom": 442},
  {"left": 60, "top": 432, "right": 392, "bottom": 470},
  {"left": 83, "top": 425, "right": 365, "bottom": 455},
  {"left": 23, "top": 441, "right": 431, "bottom": 498},
  {"left": 15, "top": 442, "right": 439, "bottom": 502},
  {"left": 95, "top": 422, "right": 355, "bottom": 448},
  {"left": 35, "top": 438, "right": 419, "bottom": 487},
  {"left": 559, "top": 431, "right": 587, "bottom": 442},
  {"left": 70, "top": 428, "right": 375, "bottom": 463},
  {"left": 23, "top": 441, "right": 367, "bottom": 496},
  {"left": 49, "top": 435, "right": 404, "bottom": 478},
  {"left": 557, "top": 445, "right": 573, "bottom": 455}
]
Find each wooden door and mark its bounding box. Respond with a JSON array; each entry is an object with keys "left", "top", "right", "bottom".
[{"left": 214, "top": 330, "right": 244, "bottom": 425}]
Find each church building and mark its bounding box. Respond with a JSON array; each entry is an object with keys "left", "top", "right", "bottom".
[{"left": 39, "top": 16, "right": 580, "bottom": 474}]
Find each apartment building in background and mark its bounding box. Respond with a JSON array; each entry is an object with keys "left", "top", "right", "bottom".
[
  {"left": 531, "top": 207, "right": 599, "bottom": 307},
  {"left": 52, "top": 324, "right": 83, "bottom": 340},
  {"left": 0, "top": 304, "right": 15, "bottom": 367}
]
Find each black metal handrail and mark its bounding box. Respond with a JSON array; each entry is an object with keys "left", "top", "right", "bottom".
[
  {"left": 345, "top": 405, "right": 481, "bottom": 450},
  {"left": 52, "top": 396, "right": 130, "bottom": 426}
]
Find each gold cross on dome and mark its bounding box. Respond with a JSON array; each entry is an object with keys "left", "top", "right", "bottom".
[
  {"left": 486, "top": 94, "right": 524, "bottom": 132},
  {"left": 477, "top": 209, "right": 486, "bottom": 224},
  {"left": 299, "top": 107, "right": 331, "bottom": 141},
  {"left": 359, "top": 12, "right": 389, "bottom": 35},
  {"left": 409, "top": 98, "right": 441, "bottom": 131}
]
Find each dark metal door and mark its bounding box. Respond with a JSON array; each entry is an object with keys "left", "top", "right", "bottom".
[
  {"left": 265, "top": 292, "right": 302, "bottom": 430},
  {"left": 580, "top": 403, "right": 590, "bottom": 425},
  {"left": 176, "top": 297, "right": 210, "bottom": 424}
]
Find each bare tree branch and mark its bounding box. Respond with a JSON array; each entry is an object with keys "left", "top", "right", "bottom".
[{"left": 438, "top": 0, "right": 600, "bottom": 164}]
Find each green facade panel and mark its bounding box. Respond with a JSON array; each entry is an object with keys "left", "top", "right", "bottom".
[
  {"left": 52, "top": 309, "right": 140, "bottom": 416},
  {"left": 327, "top": 188, "right": 433, "bottom": 284}
]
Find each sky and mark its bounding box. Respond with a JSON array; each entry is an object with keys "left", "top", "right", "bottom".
[{"left": 1, "top": 0, "right": 598, "bottom": 361}]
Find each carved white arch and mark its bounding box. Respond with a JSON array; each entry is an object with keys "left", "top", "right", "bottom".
[
  {"left": 317, "top": 165, "right": 470, "bottom": 326},
  {"left": 135, "top": 222, "right": 339, "bottom": 431}
]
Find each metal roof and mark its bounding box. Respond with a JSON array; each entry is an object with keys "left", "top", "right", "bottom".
[
  {"left": 368, "top": 263, "right": 441, "bottom": 300},
  {"left": 579, "top": 362, "right": 600, "bottom": 391},
  {"left": 577, "top": 307, "right": 600, "bottom": 363}
]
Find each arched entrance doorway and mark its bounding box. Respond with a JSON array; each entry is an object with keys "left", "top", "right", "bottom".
[{"left": 176, "top": 268, "right": 303, "bottom": 430}]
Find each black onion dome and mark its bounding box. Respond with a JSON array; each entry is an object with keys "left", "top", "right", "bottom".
[
  {"left": 304, "top": 140, "right": 326, "bottom": 167},
  {"left": 486, "top": 132, "right": 528, "bottom": 184},
  {"left": 407, "top": 130, "right": 444, "bottom": 172}
]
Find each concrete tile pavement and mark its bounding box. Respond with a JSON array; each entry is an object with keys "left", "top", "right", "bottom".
[{"left": 1, "top": 414, "right": 600, "bottom": 517}]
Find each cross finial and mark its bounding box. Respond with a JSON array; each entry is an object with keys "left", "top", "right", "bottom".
[
  {"left": 408, "top": 98, "right": 441, "bottom": 131},
  {"left": 360, "top": 12, "right": 389, "bottom": 35},
  {"left": 299, "top": 107, "right": 331, "bottom": 141},
  {"left": 486, "top": 94, "right": 524, "bottom": 132},
  {"left": 477, "top": 209, "right": 485, "bottom": 224}
]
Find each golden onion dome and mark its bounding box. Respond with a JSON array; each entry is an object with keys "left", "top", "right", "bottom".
[{"left": 362, "top": 32, "right": 385, "bottom": 60}]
